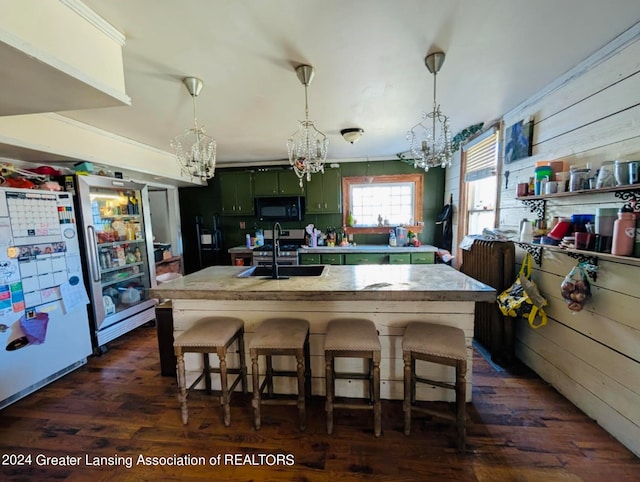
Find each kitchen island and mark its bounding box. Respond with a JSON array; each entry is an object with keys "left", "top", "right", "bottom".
[{"left": 150, "top": 264, "right": 495, "bottom": 401}]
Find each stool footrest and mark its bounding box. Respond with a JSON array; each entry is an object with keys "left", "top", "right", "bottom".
[
  {"left": 410, "top": 403, "right": 456, "bottom": 423},
  {"left": 261, "top": 398, "right": 299, "bottom": 406},
  {"left": 331, "top": 401, "right": 375, "bottom": 410},
  {"left": 333, "top": 372, "right": 371, "bottom": 380},
  {"left": 414, "top": 376, "right": 455, "bottom": 391}
]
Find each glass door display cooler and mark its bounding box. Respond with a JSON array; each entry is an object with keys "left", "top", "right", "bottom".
[{"left": 74, "top": 175, "right": 157, "bottom": 353}]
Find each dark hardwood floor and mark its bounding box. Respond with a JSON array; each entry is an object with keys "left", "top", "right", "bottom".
[{"left": 1, "top": 324, "right": 638, "bottom": 481}]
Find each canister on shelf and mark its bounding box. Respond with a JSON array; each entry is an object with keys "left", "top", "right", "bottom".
[
  {"left": 614, "top": 160, "right": 631, "bottom": 186},
  {"left": 595, "top": 208, "right": 618, "bottom": 237},
  {"left": 629, "top": 160, "right": 639, "bottom": 185},
  {"left": 635, "top": 217, "right": 640, "bottom": 257},
  {"left": 569, "top": 168, "right": 590, "bottom": 192},
  {"left": 596, "top": 161, "right": 615, "bottom": 189}
]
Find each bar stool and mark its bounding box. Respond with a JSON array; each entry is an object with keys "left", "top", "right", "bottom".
[
  {"left": 324, "top": 318, "right": 381, "bottom": 437},
  {"left": 402, "top": 321, "right": 468, "bottom": 452},
  {"left": 249, "top": 318, "right": 311, "bottom": 431},
  {"left": 173, "top": 317, "right": 247, "bottom": 426}
]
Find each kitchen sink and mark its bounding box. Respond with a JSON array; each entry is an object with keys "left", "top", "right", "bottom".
[{"left": 237, "top": 265, "right": 326, "bottom": 278}]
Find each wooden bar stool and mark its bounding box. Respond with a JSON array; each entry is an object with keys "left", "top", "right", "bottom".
[
  {"left": 249, "top": 318, "right": 311, "bottom": 431},
  {"left": 324, "top": 318, "right": 381, "bottom": 437},
  {"left": 173, "top": 317, "right": 247, "bottom": 426},
  {"left": 402, "top": 321, "right": 468, "bottom": 452}
]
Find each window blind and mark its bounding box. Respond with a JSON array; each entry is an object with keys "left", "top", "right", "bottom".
[{"left": 463, "top": 127, "right": 498, "bottom": 182}]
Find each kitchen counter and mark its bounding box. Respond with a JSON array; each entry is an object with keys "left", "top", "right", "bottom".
[
  {"left": 298, "top": 244, "right": 439, "bottom": 254},
  {"left": 150, "top": 264, "right": 494, "bottom": 302},
  {"left": 228, "top": 246, "right": 254, "bottom": 254},
  {"left": 150, "top": 265, "right": 495, "bottom": 401}
]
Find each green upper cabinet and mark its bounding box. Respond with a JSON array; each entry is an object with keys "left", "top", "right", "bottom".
[
  {"left": 254, "top": 169, "right": 304, "bottom": 196},
  {"left": 305, "top": 168, "right": 341, "bottom": 214},
  {"left": 220, "top": 171, "right": 254, "bottom": 215}
]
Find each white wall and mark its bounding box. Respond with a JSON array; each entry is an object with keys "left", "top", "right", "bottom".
[
  {"left": 446, "top": 24, "right": 640, "bottom": 457},
  {"left": 146, "top": 184, "right": 183, "bottom": 259}
]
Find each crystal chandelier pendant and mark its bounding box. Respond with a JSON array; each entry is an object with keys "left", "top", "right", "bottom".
[
  {"left": 171, "top": 77, "right": 217, "bottom": 182},
  {"left": 407, "top": 51, "right": 452, "bottom": 172},
  {"left": 287, "top": 65, "right": 328, "bottom": 187},
  {"left": 171, "top": 126, "right": 216, "bottom": 180}
]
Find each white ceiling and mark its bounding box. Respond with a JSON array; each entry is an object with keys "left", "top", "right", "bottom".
[{"left": 8, "top": 1, "right": 640, "bottom": 171}]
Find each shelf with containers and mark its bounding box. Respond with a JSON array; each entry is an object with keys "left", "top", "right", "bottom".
[
  {"left": 516, "top": 182, "right": 640, "bottom": 214},
  {"left": 514, "top": 182, "right": 640, "bottom": 279}
]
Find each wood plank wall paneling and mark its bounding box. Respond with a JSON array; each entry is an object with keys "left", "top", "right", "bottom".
[{"left": 445, "top": 24, "right": 640, "bottom": 457}]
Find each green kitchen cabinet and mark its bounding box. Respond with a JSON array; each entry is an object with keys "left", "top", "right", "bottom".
[
  {"left": 389, "top": 253, "right": 411, "bottom": 264},
  {"left": 254, "top": 170, "right": 304, "bottom": 196},
  {"left": 321, "top": 253, "right": 344, "bottom": 265},
  {"left": 305, "top": 168, "right": 341, "bottom": 214},
  {"left": 344, "top": 253, "right": 387, "bottom": 265},
  {"left": 410, "top": 252, "right": 435, "bottom": 264},
  {"left": 299, "top": 253, "right": 320, "bottom": 265},
  {"left": 220, "top": 171, "right": 254, "bottom": 215}
]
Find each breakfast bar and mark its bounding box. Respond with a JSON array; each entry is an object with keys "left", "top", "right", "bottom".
[{"left": 150, "top": 264, "right": 495, "bottom": 402}]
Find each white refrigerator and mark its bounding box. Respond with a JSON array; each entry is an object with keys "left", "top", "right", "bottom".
[
  {"left": 0, "top": 186, "right": 92, "bottom": 409},
  {"left": 73, "top": 175, "right": 157, "bottom": 353}
]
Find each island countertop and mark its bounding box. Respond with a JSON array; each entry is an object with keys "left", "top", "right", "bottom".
[{"left": 150, "top": 264, "right": 495, "bottom": 302}]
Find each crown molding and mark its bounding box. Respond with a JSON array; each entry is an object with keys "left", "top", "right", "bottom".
[{"left": 59, "top": 0, "right": 126, "bottom": 46}]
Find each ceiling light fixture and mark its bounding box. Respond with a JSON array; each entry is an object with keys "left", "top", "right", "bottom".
[
  {"left": 287, "top": 64, "right": 328, "bottom": 187},
  {"left": 341, "top": 128, "right": 364, "bottom": 144},
  {"left": 171, "top": 76, "right": 217, "bottom": 181},
  {"left": 407, "top": 51, "right": 452, "bottom": 171}
]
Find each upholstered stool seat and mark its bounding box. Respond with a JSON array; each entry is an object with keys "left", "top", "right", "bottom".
[
  {"left": 173, "top": 316, "right": 247, "bottom": 426},
  {"left": 324, "top": 318, "right": 381, "bottom": 437},
  {"left": 402, "top": 321, "right": 467, "bottom": 452},
  {"left": 249, "top": 318, "right": 311, "bottom": 431}
]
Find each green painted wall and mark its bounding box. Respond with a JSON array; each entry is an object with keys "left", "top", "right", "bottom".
[{"left": 179, "top": 160, "right": 445, "bottom": 273}]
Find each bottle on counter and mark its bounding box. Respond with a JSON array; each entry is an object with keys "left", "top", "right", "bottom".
[
  {"left": 246, "top": 233, "right": 251, "bottom": 248},
  {"left": 611, "top": 206, "right": 636, "bottom": 256},
  {"left": 389, "top": 230, "right": 397, "bottom": 247}
]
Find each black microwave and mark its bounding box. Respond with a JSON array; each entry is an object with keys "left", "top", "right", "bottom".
[{"left": 255, "top": 196, "right": 305, "bottom": 221}]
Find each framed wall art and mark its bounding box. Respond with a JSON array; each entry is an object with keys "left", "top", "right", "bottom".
[{"left": 504, "top": 116, "right": 533, "bottom": 164}]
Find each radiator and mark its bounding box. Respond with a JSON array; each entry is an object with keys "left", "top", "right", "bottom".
[{"left": 460, "top": 239, "right": 515, "bottom": 365}]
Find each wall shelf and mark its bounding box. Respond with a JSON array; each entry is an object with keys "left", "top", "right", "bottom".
[
  {"left": 515, "top": 182, "right": 640, "bottom": 279},
  {"left": 515, "top": 242, "right": 640, "bottom": 280},
  {"left": 517, "top": 182, "right": 640, "bottom": 213}
]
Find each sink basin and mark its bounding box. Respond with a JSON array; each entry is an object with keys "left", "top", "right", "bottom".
[{"left": 237, "top": 265, "right": 326, "bottom": 278}]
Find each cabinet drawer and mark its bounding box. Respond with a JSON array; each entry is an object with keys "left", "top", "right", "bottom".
[
  {"left": 389, "top": 253, "right": 411, "bottom": 264},
  {"left": 321, "top": 253, "right": 344, "bottom": 265},
  {"left": 410, "top": 252, "right": 435, "bottom": 264},
  {"left": 344, "top": 253, "right": 387, "bottom": 265},
  {"left": 299, "top": 254, "right": 320, "bottom": 265}
]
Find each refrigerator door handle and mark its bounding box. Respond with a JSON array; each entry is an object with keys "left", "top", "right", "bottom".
[{"left": 86, "top": 225, "right": 102, "bottom": 283}]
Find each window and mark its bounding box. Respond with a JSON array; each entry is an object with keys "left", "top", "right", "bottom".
[
  {"left": 342, "top": 174, "right": 423, "bottom": 232},
  {"left": 467, "top": 176, "right": 497, "bottom": 234},
  {"left": 460, "top": 127, "right": 499, "bottom": 236}
]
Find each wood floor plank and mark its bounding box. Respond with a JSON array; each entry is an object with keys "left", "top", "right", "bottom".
[{"left": 1, "top": 324, "right": 638, "bottom": 481}]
